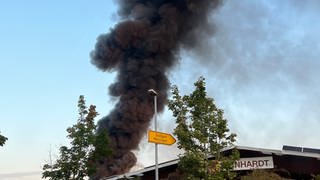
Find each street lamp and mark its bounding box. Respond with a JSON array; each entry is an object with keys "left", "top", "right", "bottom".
[{"left": 148, "top": 89, "right": 158, "bottom": 180}]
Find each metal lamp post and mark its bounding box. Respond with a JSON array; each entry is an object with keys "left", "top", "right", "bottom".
[{"left": 148, "top": 89, "right": 158, "bottom": 180}]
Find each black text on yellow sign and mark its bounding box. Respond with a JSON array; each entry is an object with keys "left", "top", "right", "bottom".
[{"left": 148, "top": 130, "right": 176, "bottom": 145}]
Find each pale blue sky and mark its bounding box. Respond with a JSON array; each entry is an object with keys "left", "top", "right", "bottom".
[
  {"left": 0, "top": 1, "right": 118, "bottom": 179},
  {"left": 1, "top": 0, "right": 320, "bottom": 179}
]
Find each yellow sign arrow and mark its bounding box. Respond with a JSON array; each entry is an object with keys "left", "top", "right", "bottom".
[{"left": 148, "top": 130, "right": 176, "bottom": 145}]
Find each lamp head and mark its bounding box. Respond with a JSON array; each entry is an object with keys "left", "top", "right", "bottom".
[{"left": 148, "top": 89, "right": 158, "bottom": 96}]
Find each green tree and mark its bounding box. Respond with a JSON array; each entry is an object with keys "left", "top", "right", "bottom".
[
  {"left": 42, "top": 95, "right": 112, "bottom": 180},
  {"left": 313, "top": 174, "right": 320, "bottom": 180},
  {"left": 241, "top": 170, "right": 286, "bottom": 180},
  {"left": 168, "top": 77, "right": 238, "bottom": 180},
  {"left": 0, "top": 132, "right": 8, "bottom": 146}
]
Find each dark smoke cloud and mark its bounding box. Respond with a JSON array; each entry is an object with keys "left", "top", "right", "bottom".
[{"left": 90, "top": 0, "right": 222, "bottom": 178}]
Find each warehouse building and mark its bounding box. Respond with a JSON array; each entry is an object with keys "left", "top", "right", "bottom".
[{"left": 103, "top": 145, "right": 320, "bottom": 179}]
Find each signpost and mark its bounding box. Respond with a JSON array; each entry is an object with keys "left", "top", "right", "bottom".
[
  {"left": 148, "top": 130, "right": 176, "bottom": 145},
  {"left": 148, "top": 89, "right": 159, "bottom": 180},
  {"left": 148, "top": 88, "right": 176, "bottom": 180}
]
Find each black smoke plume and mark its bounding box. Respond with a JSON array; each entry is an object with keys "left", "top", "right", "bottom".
[{"left": 90, "top": 0, "right": 222, "bottom": 178}]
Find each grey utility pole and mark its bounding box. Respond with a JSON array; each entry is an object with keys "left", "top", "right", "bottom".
[{"left": 148, "top": 89, "right": 158, "bottom": 180}]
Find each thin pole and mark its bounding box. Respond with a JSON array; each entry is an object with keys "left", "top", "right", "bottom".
[
  {"left": 49, "top": 144, "right": 53, "bottom": 173},
  {"left": 154, "top": 95, "right": 159, "bottom": 180}
]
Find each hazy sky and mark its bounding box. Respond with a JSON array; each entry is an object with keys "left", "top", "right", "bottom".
[{"left": 1, "top": 0, "right": 320, "bottom": 179}]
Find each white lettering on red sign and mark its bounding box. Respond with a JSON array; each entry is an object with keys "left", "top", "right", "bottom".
[{"left": 234, "top": 156, "right": 274, "bottom": 171}]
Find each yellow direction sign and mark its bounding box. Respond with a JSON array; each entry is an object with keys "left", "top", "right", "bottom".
[{"left": 148, "top": 130, "right": 176, "bottom": 145}]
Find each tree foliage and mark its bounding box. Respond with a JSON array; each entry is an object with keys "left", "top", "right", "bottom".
[
  {"left": 313, "top": 174, "right": 320, "bottom": 180},
  {"left": 0, "top": 132, "right": 8, "bottom": 147},
  {"left": 168, "top": 77, "right": 238, "bottom": 180},
  {"left": 241, "top": 170, "right": 286, "bottom": 180},
  {"left": 42, "top": 95, "right": 112, "bottom": 180}
]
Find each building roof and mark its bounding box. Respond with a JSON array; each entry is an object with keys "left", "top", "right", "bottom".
[
  {"left": 102, "top": 159, "right": 179, "bottom": 180},
  {"left": 226, "top": 145, "right": 320, "bottom": 159},
  {"left": 102, "top": 145, "right": 320, "bottom": 179}
]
